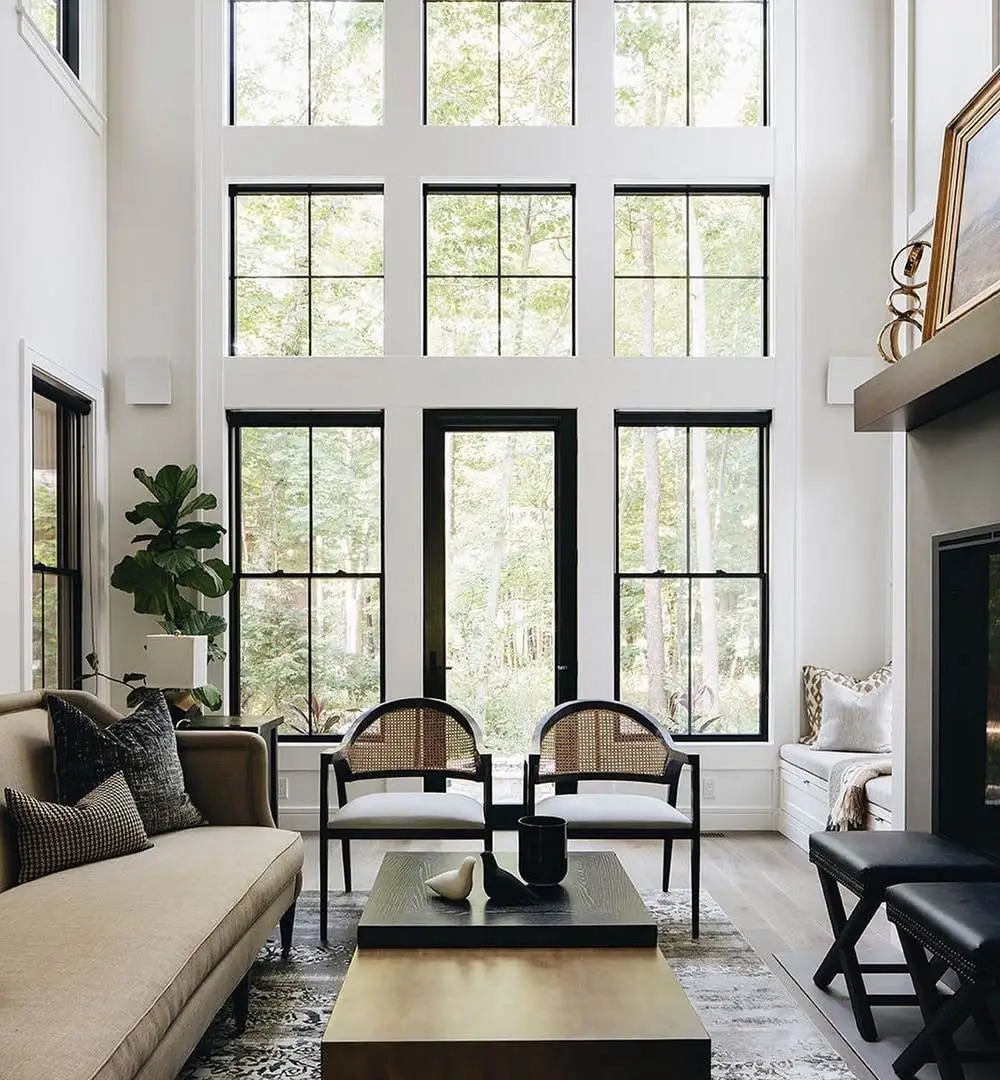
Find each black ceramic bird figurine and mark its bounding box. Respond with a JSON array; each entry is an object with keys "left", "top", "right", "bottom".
[{"left": 481, "top": 852, "right": 539, "bottom": 906}]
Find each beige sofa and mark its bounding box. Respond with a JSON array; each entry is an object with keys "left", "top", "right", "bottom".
[{"left": 0, "top": 690, "right": 304, "bottom": 1080}]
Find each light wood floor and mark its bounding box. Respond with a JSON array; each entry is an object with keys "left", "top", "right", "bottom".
[{"left": 299, "top": 830, "right": 889, "bottom": 1079}]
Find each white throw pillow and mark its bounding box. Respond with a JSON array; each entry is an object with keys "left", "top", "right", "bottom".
[{"left": 813, "top": 676, "right": 892, "bottom": 753}]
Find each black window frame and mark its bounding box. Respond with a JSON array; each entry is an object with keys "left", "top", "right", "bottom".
[
  {"left": 613, "top": 0, "right": 769, "bottom": 128},
  {"left": 422, "top": 0, "right": 577, "bottom": 126},
  {"left": 228, "top": 410, "right": 386, "bottom": 741},
  {"left": 614, "top": 184, "right": 770, "bottom": 358},
  {"left": 229, "top": 183, "right": 385, "bottom": 359},
  {"left": 423, "top": 183, "right": 577, "bottom": 357},
  {"left": 228, "top": 0, "right": 385, "bottom": 127},
  {"left": 613, "top": 410, "right": 771, "bottom": 742},
  {"left": 32, "top": 375, "right": 89, "bottom": 690}
]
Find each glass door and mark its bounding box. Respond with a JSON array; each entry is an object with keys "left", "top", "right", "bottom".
[{"left": 423, "top": 410, "right": 577, "bottom": 825}]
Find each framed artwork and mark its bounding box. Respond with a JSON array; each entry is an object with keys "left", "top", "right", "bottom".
[{"left": 924, "top": 67, "right": 1000, "bottom": 341}]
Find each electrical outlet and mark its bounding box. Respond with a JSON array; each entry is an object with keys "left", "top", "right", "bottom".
[
  {"left": 278, "top": 776, "right": 289, "bottom": 801},
  {"left": 702, "top": 777, "right": 716, "bottom": 801}
]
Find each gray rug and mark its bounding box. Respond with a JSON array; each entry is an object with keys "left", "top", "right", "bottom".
[{"left": 180, "top": 890, "right": 853, "bottom": 1079}]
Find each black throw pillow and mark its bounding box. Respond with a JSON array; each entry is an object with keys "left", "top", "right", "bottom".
[{"left": 47, "top": 693, "right": 205, "bottom": 836}]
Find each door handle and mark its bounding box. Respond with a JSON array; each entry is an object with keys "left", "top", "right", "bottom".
[
  {"left": 556, "top": 665, "right": 569, "bottom": 672},
  {"left": 429, "top": 652, "right": 453, "bottom": 672}
]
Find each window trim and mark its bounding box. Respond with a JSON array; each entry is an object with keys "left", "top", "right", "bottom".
[
  {"left": 227, "top": 410, "right": 386, "bottom": 740},
  {"left": 613, "top": 184, "right": 770, "bottom": 358},
  {"left": 423, "top": 183, "right": 577, "bottom": 357},
  {"left": 228, "top": 184, "right": 386, "bottom": 358},
  {"left": 613, "top": 409, "right": 771, "bottom": 742}
]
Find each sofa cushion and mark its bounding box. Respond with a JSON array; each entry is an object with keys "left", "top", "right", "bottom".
[
  {"left": 5, "top": 772, "right": 152, "bottom": 883},
  {"left": 865, "top": 773, "right": 892, "bottom": 813},
  {"left": 328, "top": 791, "right": 485, "bottom": 830},
  {"left": 535, "top": 793, "right": 691, "bottom": 830},
  {"left": 779, "top": 742, "right": 883, "bottom": 782},
  {"left": 0, "top": 824, "right": 302, "bottom": 1080}
]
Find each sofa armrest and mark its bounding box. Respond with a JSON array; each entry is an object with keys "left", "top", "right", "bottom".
[{"left": 176, "top": 730, "right": 275, "bottom": 828}]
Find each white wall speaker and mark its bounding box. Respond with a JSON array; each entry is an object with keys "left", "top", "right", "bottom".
[{"left": 126, "top": 357, "right": 172, "bottom": 406}]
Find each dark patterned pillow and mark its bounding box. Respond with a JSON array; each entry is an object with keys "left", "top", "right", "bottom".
[
  {"left": 801, "top": 662, "right": 893, "bottom": 743},
  {"left": 47, "top": 693, "right": 205, "bottom": 836},
  {"left": 5, "top": 772, "right": 152, "bottom": 884}
]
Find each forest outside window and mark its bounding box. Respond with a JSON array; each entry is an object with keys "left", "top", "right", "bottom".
[
  {"left": 231, "top": 186, "right": 384, "bottom": 357},
  {"left": 425, "top": 186, "right": 575, "bottom": 356},
  {"left": 229, "top": 414, "right": 384, "bottom": 738},
  {"left": 614, "top": 0, "right": 765, "bottom": 126},
  {"left": 615, "top": 187, "right": 767, "bottom": 357},
  {"left": 25, "top": 0, "right": 79, "bottom": 75},
  {"left": 424, "top": 0, "right": 574, "bottom": 125},
  {"left": 231, "top": 0, "right": 383, "bottom": 125},
  {"left": 616, "top": 413, "right": 769, "bottom": 739}
]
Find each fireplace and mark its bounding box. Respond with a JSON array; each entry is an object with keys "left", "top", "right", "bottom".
[{"left": 934, "top": 524, "right": 1000, "bottom": 858}]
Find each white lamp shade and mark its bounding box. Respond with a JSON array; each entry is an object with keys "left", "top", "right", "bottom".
[{"left": 144, "top": 635, "right": 208, "bottom": 689}]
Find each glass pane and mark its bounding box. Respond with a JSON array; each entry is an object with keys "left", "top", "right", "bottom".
[
  {"left": 235, "top": 194, "right": 309, "bottom": 276},
  {"left": 689, "top": 277, "right": 763, "bottom": 356},
  {"left": 311, "top": 193, "right": 383, "bottom": 276},
  {"left": 240, "top": 578, "right": 309, "bottom": 735},
  {"left": 312, "top": 426, "right": 382, "bottom": 574},
  {"left": 615, "top": 194, "right": 686, "bottom": 276},
  {"left": 311, "top": 1, "right": 384, "bottom": 125},
  {"left": 311, "top": 578, "right": 381, "bottom": 734},
  {"left": 427, "top": 193, "right": 499, "bottom": 276},
  {"left": 619, "top": 578, "right": 689, "bottom": 734},
  {"left": 689, "top": 427, "right": 760, "bottom": 573},
  {"left": 239, "top": 427, "right": 310, "bottom": 573},
  {"left": 312, "top": 279, "right": 384, "bottom": 356},
  {"left": 234, "top": 2, "right": 310, "bottom": 125},
  {"left": 426, "top": 1, "right": 499, "bottom": 125},
  {"left": 445, "top": 431, "right": 555, "bottom": 773},
  {"left": 617, "top": 426, "right": 686, "bottom": 573},
  {"left": 689, "top": 2, "right": 763, "bottom": 127},
  {"left": 500, "top": 279, "right": 572, "bottom": 356},
  {"left": 615, "top": 1, "right": 686, "bottom": 127},
  {"left": 235, "top": 278, "right": 310, "bottom": 356},
  {"left": 614, "top": 278, "right": 687, "bottom": 356},
  {"left": 32, "top": 574, "right": 61, "bottom": 689},
  {"left": 691, "top": 578, "right": 761, "bottom": 735},
  {"left": 28, "top": 0, "right": 58, "bottom": 48},
  {"left": 33, "top": 393, "right": 58, "bottom": 567},
  {"left": 500, "top": 193, "right": 573, "bottom": 276},
  {"left": 499, "top": 2, "right": 573, "bottom": 125},
  {"left": 426, "top": 278, "right": 499, "bottom": 356},
  {"left": 690, "top": 193, "right": 763, "bottom": 277}
]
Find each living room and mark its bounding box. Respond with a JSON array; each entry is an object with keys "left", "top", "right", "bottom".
[{"left": 4, "top": 1, "right": 1000, "bottom": 1078}]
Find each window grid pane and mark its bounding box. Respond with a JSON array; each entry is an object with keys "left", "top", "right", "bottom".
[
  {"left": 425, "top": 186, "right": 575, "bottom": 357},
  {"left": 231, "top": 187, "right": 385, "bottom": 358},
  {"left": 425, "top": 0, "right": 575, "bottom": 126}
]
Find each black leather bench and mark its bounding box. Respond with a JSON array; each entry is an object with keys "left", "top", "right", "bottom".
[
  {"left": 809, "top": 831, "right": 1000, "bottom": 1041},
  {"left": 886, "top": 882, "right": 1000, "bottom": 1080}
]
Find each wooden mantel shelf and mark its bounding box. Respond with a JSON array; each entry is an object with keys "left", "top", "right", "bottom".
[{"left": 854, "top": 291, "right": 1000, "bottom": 432}]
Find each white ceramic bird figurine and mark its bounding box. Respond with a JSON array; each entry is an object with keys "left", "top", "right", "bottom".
[{"left": 425, "top": 855, "right": 477, "bottom": 901}]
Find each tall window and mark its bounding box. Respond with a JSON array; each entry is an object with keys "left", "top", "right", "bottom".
[
  {"left": 425, "top": 185, "right": 575, "bottom": 356},
  {"left": 616, "top": 413, "right": 769, "bottom": 739},
  {"left": 231, "top": 186, "right": 384, "bottom": 357},
  {"left": 26, "top": 0, "right": 79, "bottom": 75},
  {"left": 230, "top": 414, "right": 384, "bottom": 737},
  {"left": 230, "top": 0, "right": 384, "bottom": 125},
  {"left": 32, "top": 379, "right": 88, "bottom": 689},
  {"left": 614, "top": 0, "right": 765, "bottom": 126},
  {"left": 614, "top": 187, "right": 767, "bottom": 357},
  {"left": 424, "top": 0, "right": 574, "bottom": 125}
]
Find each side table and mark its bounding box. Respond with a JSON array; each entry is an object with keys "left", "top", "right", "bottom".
[{"left": 180, "top": 715, "right": 283, "bottom": 825}]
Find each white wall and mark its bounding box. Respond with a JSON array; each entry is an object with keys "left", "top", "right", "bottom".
[{"left": 0, "top": 4, "right": 108, "bottom": 691}]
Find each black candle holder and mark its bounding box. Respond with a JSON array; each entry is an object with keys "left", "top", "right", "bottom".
[{"left": 518, "top": 815, "right": 568, "bottom": 887}]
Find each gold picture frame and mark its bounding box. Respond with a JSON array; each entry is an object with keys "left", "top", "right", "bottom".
[{"left": 924, "top": 67, "right": 1000, "bottom": 341}]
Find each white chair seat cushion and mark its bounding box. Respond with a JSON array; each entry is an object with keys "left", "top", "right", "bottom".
[
  {"left": 535, "top": 793, "right": 691, "bottom": 831},
  {"left": 328, "top": 791, "right": 485, "bottom": 831}
]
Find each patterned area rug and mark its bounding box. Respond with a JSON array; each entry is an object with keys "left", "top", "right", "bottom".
[{"left": 180, "top": 889, "right": 852, "bottom": 1079}]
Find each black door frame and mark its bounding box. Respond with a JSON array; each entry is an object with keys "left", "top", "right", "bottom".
[{"left": 422, "top": 409, "right": 578, "bottom": 828}]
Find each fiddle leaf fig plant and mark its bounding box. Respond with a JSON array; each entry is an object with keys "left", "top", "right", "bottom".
[{"left": 110, "top": 465, "right": 232, "bottom": 712}]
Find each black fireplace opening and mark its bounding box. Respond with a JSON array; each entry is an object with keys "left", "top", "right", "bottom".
[{"left": 934, "top": 524, "right": 1000, "bottom": 859}]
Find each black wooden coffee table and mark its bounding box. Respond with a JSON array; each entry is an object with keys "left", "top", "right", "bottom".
[{"left": 356, "top": 850, "right": 657, "bottom": 948}]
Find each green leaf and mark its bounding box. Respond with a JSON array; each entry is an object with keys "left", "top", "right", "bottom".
[
  {"left": 175, "top": 522, "right": 226, "bottom": 550},
  {"left": 124, "top": 501, "right": 174, "bottom": 530},
  {"left": 192, "top": 685, "right": 223, "bottom": 711},
  {"left": 155, "top": 464, "right": 198, "bottom": 503},
  {"left": 207, "top": 640, "right": 226, "bottom": 664},
  {"left": 133, "top": 467, "right": 166, "bottom": 501},
  {"left": 178, "top": 561, "right": 226, "bottom": 598},
  {"left": 110, "top": 553, "right": 175, "bottom": 616},
  {"left": 122, "top": 672, "right": 146, "bottom": 684},
  {"left": 85, "top": 652, "right": 99, "bottom": 672},
  {"left": 202, "top": 557, "right": 233, "bottom": 593},
  {"left": 130, "top": 533, "right": 162, "bottom": 544},
  {"left": 172, "top": 609, "right": 227, "bottom": 639},
  {"left": 179, "top": 492, "right": 217, "bottom": 518},
  {"left": 150, "top": 548, "right": 199, "bottom": 576}
]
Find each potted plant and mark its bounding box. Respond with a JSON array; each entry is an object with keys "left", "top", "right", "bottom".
[{"left": 106, "top": 465, "right": 232, "bottom": 716}]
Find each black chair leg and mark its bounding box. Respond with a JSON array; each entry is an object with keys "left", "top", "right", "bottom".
[
  {"left": 342, "top": 838, "right": 352, "bottom": 892},
  {"left": 484, "top": 829, "right": 494, "bottom": 852},
  {"left": 661, "top": 838, "right": 674, "bottom": 892},
  {"left": 690, "top": 835, "right": 700, "bottom": 940},
  {"left": 893, "top": 976, "right": 985, "bottom": 1080},
  {"left": 319, "top": 827, "right": 329, "bottom": 943},
  {"left": 232, "top": 969, "right": 251, "bottom": 1035},
  {"left": 280, "top": 901, "right": 296, "bottom": 959}
]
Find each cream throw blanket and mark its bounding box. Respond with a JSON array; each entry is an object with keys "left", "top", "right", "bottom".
[{"left": 828, "top": 756, "right": 892, "bottom": 830}]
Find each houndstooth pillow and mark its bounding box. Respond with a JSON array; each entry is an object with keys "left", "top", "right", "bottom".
[
  {"left": 4, "top": 772, "right": 152, "bottom": 884},
  {"left": 801, "top": 661, "right": 892, "bottom": 743},
  {"left": 47, "top": 693, "right": 205, "bottom": 836}
]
